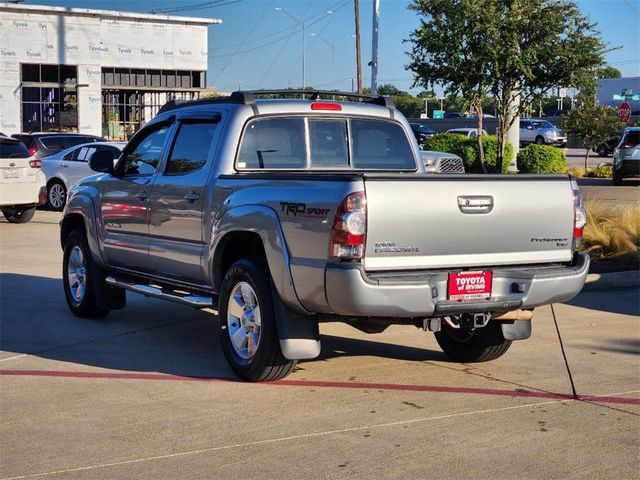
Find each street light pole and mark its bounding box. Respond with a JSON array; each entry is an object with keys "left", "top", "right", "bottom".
[
  {"left": 311, "top": 33, "right": 335, "bottom": 92},
  {"left": 275, "top": 7, "right": 305, "bottom": 90}
]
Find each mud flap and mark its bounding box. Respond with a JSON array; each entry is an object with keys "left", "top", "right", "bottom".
[
  {"left": 90, "top": 262, "right": 126, "bottom": 311},
  {"left": 272, "top": 293, "right": 321, "bottom": 360},
  {"left": 501, "top": 320, "right": 532, "bottom": 340}
]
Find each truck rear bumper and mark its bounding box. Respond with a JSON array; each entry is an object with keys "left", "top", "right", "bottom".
[{"left": 325, "top": 253, "right": 590, "bottom": 318}]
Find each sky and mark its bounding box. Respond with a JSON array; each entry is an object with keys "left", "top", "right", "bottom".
[{"left": 15, "top": 0, "right": 640, "bottom": 94}]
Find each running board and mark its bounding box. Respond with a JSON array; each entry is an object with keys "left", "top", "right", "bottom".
[{"left": 105, "top": 276, "right": 214, "bottom": 308}]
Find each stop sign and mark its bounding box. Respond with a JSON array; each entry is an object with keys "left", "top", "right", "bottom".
[{"left": 618, "top": 101, "right": 632, "bottom": 123}]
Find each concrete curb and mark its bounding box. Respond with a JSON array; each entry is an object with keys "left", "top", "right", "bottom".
[{"left": 583, "top": 270, "right": 640, "bottom": 291}]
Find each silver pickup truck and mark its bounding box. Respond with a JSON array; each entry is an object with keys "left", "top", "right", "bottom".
[{"left": 60, "top": 91, "right": 589, "bottom": 381}]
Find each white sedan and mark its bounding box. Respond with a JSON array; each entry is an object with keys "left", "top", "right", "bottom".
[{"left": 41, "top": 142, "right": 125, "bottom": 210}]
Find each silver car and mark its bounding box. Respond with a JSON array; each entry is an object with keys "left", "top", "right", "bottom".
[
  {"left": 41, "top": 141, "right": 125, "bottom": 210},
  {"left": 519, "top": 118, "right": 567, "bottom": 146},
  {"left": 612, "top": 127, "right": 640, "bottom": 186}
]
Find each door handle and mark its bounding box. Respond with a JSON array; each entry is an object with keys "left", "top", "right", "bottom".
[
  {"left": 136, "top": 190, "right": 150, "bottom": 201},
  {"left": 184, "top": 192, "right": 200, "bottom": 203},
  {"left": 457, "top": 195, "right": 494, "bottom": 214},
  {"left": 62, "top": 163, "right": 69, "bottom": 168}
]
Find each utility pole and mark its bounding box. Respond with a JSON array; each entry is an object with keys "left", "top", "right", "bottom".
[
  {"left": 354, "top": 0, "right": 362, "bottom": 94},
  {"left": 370, "top": 0, "right": 379, "bottom": 96}
]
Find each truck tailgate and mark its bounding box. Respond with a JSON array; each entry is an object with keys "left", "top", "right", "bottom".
[{"left": 363, "top": 175, "right": 575, "bottom": 271}]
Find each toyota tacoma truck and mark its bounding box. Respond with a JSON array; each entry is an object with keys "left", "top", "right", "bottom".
[{"left": 60, "top": 90, "right": 589, "bottom": 381}]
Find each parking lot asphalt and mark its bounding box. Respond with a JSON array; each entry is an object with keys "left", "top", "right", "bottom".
[{"left": 1, "top": 211, "right": 639, "bottom": 480}]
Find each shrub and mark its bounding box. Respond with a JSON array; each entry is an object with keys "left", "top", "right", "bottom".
[
  {"left": 516, "top": 145, "right": 566, "bottom": 174},
  {"left": 583, "top": 166, "right": 612, "bottom": 178},
  {"left": 423, "top": 133, "right": 512, "bottom": 173},
  {"left": 580, "top": 202, "right": 640, "bottom": 259}
]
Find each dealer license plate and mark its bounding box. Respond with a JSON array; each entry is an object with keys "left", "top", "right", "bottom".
[
  {"left": 448, "top": 271, "right": 492, "bottom": 300},
  {"left": 2, "top": 168, "right": 19, "bottom": 179}
]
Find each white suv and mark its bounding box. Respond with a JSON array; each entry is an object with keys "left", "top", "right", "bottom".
[{"left": 0, "top": 137, "right": 46, "bottom": 223}]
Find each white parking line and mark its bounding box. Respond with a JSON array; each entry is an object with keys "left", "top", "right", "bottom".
[{"left": 1, "top": 398, "right": 569, "bottom": 480}]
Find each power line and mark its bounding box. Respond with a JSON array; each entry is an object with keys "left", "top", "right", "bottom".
[
  {"left": 211, "top": 0, "right": 346, "bottom": 51},
  {"left": 210, "top": 0, "right": 275, "bottom": 85},
  {"left": 623, "top": 0, "right": 640, "bottom": 17},
  {"left": 150, "top": 0, "right": 243, "bottom": 14},
  {"left": 258, "top": 0, "right": 316, "bottom": 88},
  {"left": 209, "top": 1, "right": 348, "bottom": 59}
]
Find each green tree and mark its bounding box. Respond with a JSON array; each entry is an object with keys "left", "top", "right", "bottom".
[
  {"left": 561, "top": 99, "right": 620, "bottom": 169},
  {"left": 406, "top": 0, "right": 607, "bottom": 172},
  {"left": 597, "top": 65, "right": 622, "bottom": 79}
]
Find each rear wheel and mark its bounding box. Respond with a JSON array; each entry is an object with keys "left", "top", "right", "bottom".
[
  {"left": 47, "top": 180, "right": 67, "bottom": 211},
  {"left": 435, "top": 319, "right": 512, "bottom": 362},
  {"left": 612, "top": 169, "right": 623, "bottom": 186},
  {"left": 2, "top": 207, "right": 36, "bottom": 223},
  {"left": 63, "top": 228, "right": 110, "bottom": 318},
  {"left": 218, "top": 258, "right": 297, "bottom": 381}
]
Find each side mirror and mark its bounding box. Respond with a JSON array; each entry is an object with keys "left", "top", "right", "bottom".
[{"left": 89, "top": 150, "right": 115, "bottom": 174}]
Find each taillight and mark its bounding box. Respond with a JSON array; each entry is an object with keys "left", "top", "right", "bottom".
[
  {"left": 329, "top": 192, "right": 367, "bottom": 259},
  {"left": 29, "top": 159, "right": 41, "bottom": 168},
  {"left": 311, "top": 102, "right": 342, "bottom": 111},
  {"left": 570, "top": 177, "right": 586, "bottom": 251},
  {"left": 29, "top": 147, "right": 37, "bottom": 155}
]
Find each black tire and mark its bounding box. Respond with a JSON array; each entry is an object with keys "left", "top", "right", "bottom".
[
  {"left": 2, "top": 207, "right": 36, "bottom": 223},
  {"left": 47, "top": 179, "right": 67, "bottom": 211},
  {"left": 612, "top": 169, "right": 623, "bottom": 186},
  {"left": 535, "top": 136, "right": 545, "bottom": 145},
  {"left": 218, "top": 258, "right": 297, "bottom": 381},
  {"left": 435, "top": 320, "right": 512, "bottom": 363},
  {"left": 63, "top": 228, "right": 110, "bottom": 318}
]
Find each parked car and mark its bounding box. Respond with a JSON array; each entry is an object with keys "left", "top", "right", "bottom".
[
  {"left": 465, "top": 113, "right": 495, "bottom": 118},
  {"left": 519, "top": 119, "right": 567, "bottom": 146},
  {"left": 446, "top": 127, "right": 488, "bottom": 138},
  {"left": 409, "top": 122, "right": 437, "bottom": 144},
  {"left": 592, "top": 136, "right": 620, "bottom": 157},
  {"left": 420, "top": 150, "right": 465, "bottom": 174},
  {"left": 60, "top": 90, "right": 589, "bottom": 382},
  {"left": 41, "top": 142, "right": 126, "bottom": 210},
  {"left": 11, "top": 133, "right": 106, "bottom": 159},
  {"left": 0, "top": 136, "right": 46, "bottom": 223},
  {"left": 444, "top": 112, "right": 462, "bottom": 119},
  {"left": 612, "top": 127, "right": 640, "bottom": 186}
]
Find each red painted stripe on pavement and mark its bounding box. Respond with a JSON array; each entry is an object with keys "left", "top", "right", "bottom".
[{"left": 1, "top": 369, "right": 639, "bottom": 405}]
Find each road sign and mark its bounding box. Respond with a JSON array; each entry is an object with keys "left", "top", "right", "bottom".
[
  {"left": 633, "top": 94, "right": 640, "bottom": 101},
  {"left": 618, "top": 101, "right": 632, "bottom": 123},
  {"left": 613, "top": 94, "right": 625, "bottom": 101},
  {"left": 622, "top": 88, "right": 633, "bottom": 96},
  {"left": 558, "top": 88, "right": 567, "bottom": 98},
  {"left": 433, "top": 110, "right": 444, "bottom": 119}
]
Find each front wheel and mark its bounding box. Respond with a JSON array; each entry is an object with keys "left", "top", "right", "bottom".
[
  {"left": 47, "top": 180, "right": 67, "bottom": 211},
  {"left": 218, "top": 258, "right": 297, "bottom": 381},
  {"left": 2, "top": 207, "right": 36, "bottom": 223},
  {"left": 435, "top": 320, "right": 512, "bottom": 362},
  {"left": 63, "top": 228, "right": 110, "bottom": 318},
  {"left": 535, "top": 136, "right": 545, "bottom": 145}
]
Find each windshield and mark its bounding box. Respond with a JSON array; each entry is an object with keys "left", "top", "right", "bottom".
[{"left": 532, "top": 120, "right": 555, "bottom": 129}]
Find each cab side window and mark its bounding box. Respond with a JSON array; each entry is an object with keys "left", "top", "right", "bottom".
[
  {"left": 165, "top": 121, "right": 218, "bottom": 175},
  {"left": 122, "top": 125, "right": 170, "bottom": 176}
]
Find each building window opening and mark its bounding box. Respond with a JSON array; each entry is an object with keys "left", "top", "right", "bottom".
[{"left": 20, "top": 63, "right": 78, "bottom": 133}]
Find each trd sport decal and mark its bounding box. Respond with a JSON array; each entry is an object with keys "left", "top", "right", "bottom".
[{"left": 280, "top": 202, "right": 330, "bottom": 218}]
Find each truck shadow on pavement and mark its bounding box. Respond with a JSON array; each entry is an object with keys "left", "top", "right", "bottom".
[
  {"left": 565, "top": 287, "right": 639, "bottom": 316},
  {"left": 0, "top": 273, "right": 446, "bottom": 380}
]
